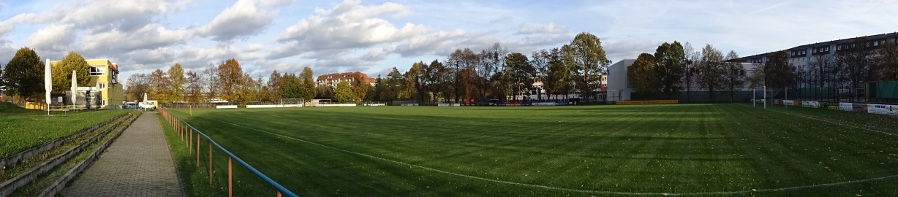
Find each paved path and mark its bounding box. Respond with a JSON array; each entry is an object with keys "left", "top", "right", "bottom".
[{"left": 61, "top": 112, "right": 185, "bottom": 197}]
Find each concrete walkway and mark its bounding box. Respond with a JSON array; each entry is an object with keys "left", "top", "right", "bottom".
[{"left": 61, "top": 112, "right": 185, "bottom": 197}]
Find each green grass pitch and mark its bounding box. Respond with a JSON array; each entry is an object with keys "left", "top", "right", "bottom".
[{"left": 165, "top": 104, "right": 898, "bottom": 196}]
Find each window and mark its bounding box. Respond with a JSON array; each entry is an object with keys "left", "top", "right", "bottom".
[
  {"left": 89, "top": 66, "right": 105, "bottom": 76},
  {"left": 98, "top": 82, "right": 106, "bottom": 89}
]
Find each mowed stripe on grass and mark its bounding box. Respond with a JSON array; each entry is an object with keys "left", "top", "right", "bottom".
[{"left": 168, "top": 104, "right": 898, "bottom": 196}]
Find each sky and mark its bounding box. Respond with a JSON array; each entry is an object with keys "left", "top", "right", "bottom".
[{"left": 1, "top": 0, "right": 896, "bottom": 86}]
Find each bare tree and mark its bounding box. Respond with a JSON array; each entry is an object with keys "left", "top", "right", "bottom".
[
  {"left": 764, "top": 51, "right": 797, "bottom": 98},
  {"left": 683, "top": 42, "right": 701, "bottom": 102},
  {"left": 204, "top": 63, "right": 218, "bottom": 102},
  {"left": 809, "top": 54, "right": 834, "bottom": 100},
  {"left": 697, "top": 44, "right": 726, "bottom": 102},
  {"left": 530, "top": 50, "right": 550, "bottom": 101},
  {"left": 723, "top": 50, "right": 746, "bottom": 102},
  {"left": 875, "top": 40, "right": 898, "bottom": 81},
  {"left": 185, "top": 71, "right": 203, "bottom": 103},
  {"left": 836, "top": 38, "right": 872, "bottom": 101}
]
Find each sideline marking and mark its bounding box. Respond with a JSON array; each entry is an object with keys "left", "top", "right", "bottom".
[
  {"left": 207, "top": 116, "right": 898, "bottom": 196},
  {"left": 765, "top": 108, "right": 897, "bottom": 137}
]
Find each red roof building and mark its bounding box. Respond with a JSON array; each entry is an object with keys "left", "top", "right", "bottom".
[{"left": 315, "top": 72, "right": 376, "bottom": 88}]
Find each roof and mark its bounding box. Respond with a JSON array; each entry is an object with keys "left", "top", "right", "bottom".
[
  {"left": 316, "top": 72, "right": 375, "bottom": 84},
  {"left": 729, "top": 32, "right": 898, "bottom": 62}
]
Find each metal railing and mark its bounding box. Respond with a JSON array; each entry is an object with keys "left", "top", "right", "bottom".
[{"left": 159, "top": 108, "right": 298, "bottom": 197}]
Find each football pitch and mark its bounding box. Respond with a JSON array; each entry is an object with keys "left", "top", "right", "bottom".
[{"left": 165, "top": 104, "right": 898, "bottom": 196}]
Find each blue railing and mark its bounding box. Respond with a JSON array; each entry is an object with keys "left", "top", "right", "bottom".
[{"left": 159, "top": 108, "right": 298, "bottom": 197}]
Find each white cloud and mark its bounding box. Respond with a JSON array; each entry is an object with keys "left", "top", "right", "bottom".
[
  {"left": 362, "top": 48, "right": 389, "bottom": 61},
  {"left": 80, "top": 23, "right": 189, "bottom": 55},
  {"left": 517, "top": 23, "right": 567, "bottom": 35},
  {"left": 0, "top": 39, "right": 17, "bottom": 65},
  {"left": 64, "top": 0, "right": 170, "bottom": 32},
  {"left": 27, "top": 24, "right": 77, "bottom": 52},
  {"left": 270, "top": 0, "right": 472, "bottom": 72},
  {"left": 275, "top": 0, "right": 420, "bottom": 50},
  {"left": 254, "top": 0, "right": 295, "bottom": 7},
  {"left": 197, "top": 0, "right": 276, "bottom": 42},
  {"left": 0, "top": 13, "right": 37, "bottom": 36},
  {"left": 602, "top": 40, "right": 659, "bottom": 61},
  {"left": 243, "top": 43, "right": 266, "bottom": 52}
]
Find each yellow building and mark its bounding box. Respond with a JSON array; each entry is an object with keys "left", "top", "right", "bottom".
[{"left": 49, "top": 59, "right": 125, "bottom": 109}]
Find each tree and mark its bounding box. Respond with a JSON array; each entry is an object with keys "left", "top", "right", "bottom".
[
  {"left": 723, "top": 50, "right": 746, "bottom": 102},
  {"left": 545, "top": 47, "right": 572, "bottom": 100},
  {"left": 167, "top": 63, "right": 186, "bottom": 102},
  {"left": 368, "top": 77, "right": 382, "bottom": 102},
  {"left": 282, "top": 73, "right": 302, "bottom": 100},
  {"left": 334, "top": 80, "right": 354, "bottom": 103},
  {"left": 875, "top": 40, "right": 898, "bottom": 81},
  {"left": 381, "top": 67, "right": 403, "bottom": 102},
  {"left": 2, "top": 47, "right": 44, "bottom": 102},
  {"left": 149, "top": 69, "right": 171, "bottom": 103},
  {"left": 653, "top": 41, "right": 686, "bottom": 98},
  {"left": 406, "top": 62, "right": 425, "bottom": 103},
  {"left": 836, "top": 38, "right": 872, "bottom": 101},
  {"left": 697, "top": 44, "right": 726, "bottom": 102},
  {"left": 505, "top": 52, "right": 534, "bottom": 101},
  {"left": 566, "top": 32, "right": 611, "bottom": 102},
  {"left": 217, "top": 58, "right": 244, "bottom": 104},
  {"left": 51, "top": 51, "right": 90, "bottom": 93},
  {"left": 763, "top": 51, "right": 797, "bottom": 96},
  {"left": 530, "top": 50, "right": 550, "bottom": 101},
  {"left": 493, "top": 68, "right": 513, "bottom": 102},
  {"left": 204, "top": 63, "right": 219, "bottom": 102},
  {"left": 238, "top": 74, "right": 260, "bottom": 104},
  {"left": 683, "top": 42, "right": 701, "bottom": 101},
  {"left": 125, "top": 73, "right": 150, "bottom": 102},
  {"left": 627, "top": 53, "right": 660, "bottom": 94},
  {"left": 185, "top": 71, "right": 202, "bottom": 103},
  {"left": 447, "top": 49, "right": 477, "bottom": 103},
  {"left": 267, "top": 70, "right": 284, "bottom": 102},
  {"left": 476, "top": 43, "right": 506, "bottom": 101},
  {"left": 299, "top": 67, "right": 316, "bottom": 102},
  {"left": 809, "top": 54, "right": 834, "bottom": 99},
  {"left": 351, "top": 73, "right": 370, "bottom": 104},
  {"left": 424, "top": 60, "right": 446, "bottom": 103}
]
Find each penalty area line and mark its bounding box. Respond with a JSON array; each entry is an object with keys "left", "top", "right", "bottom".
[{"left": 208, "top": 117, "right": 898, "bottom": 196}]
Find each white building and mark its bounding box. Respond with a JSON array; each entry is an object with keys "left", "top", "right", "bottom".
[{"left": 606, "top": 59, "right": 635, "bottom": 102}]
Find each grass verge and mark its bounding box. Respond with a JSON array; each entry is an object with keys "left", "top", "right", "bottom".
[{"left": 0, "top": 109, "right": 130, "bottom": 158}]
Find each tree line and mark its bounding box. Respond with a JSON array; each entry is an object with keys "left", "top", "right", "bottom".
[
  {"left": 1, "top": 48, "right": 94, "bottom": 104},
  {"left": 125, "top": 58, "right": 321, "bottom": 105},
  {"left": 626, "top": 37, "right": 898, "bottom": 102},
  {"left": 776, "top": 37, "right": 898, "bottom": 102},
  {"left": 368, "top": 32, "right": 611, "bottom": 104},
  {"left": 131, "top": 32, "right": 615, "bottom": 106},
  {"left": 626, "top": 42, "right": 747, "bottom": 102}
]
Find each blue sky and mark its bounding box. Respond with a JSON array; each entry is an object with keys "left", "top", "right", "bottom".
[{"left": 1, "top": 0, "right": 896, "bottom": 86}]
